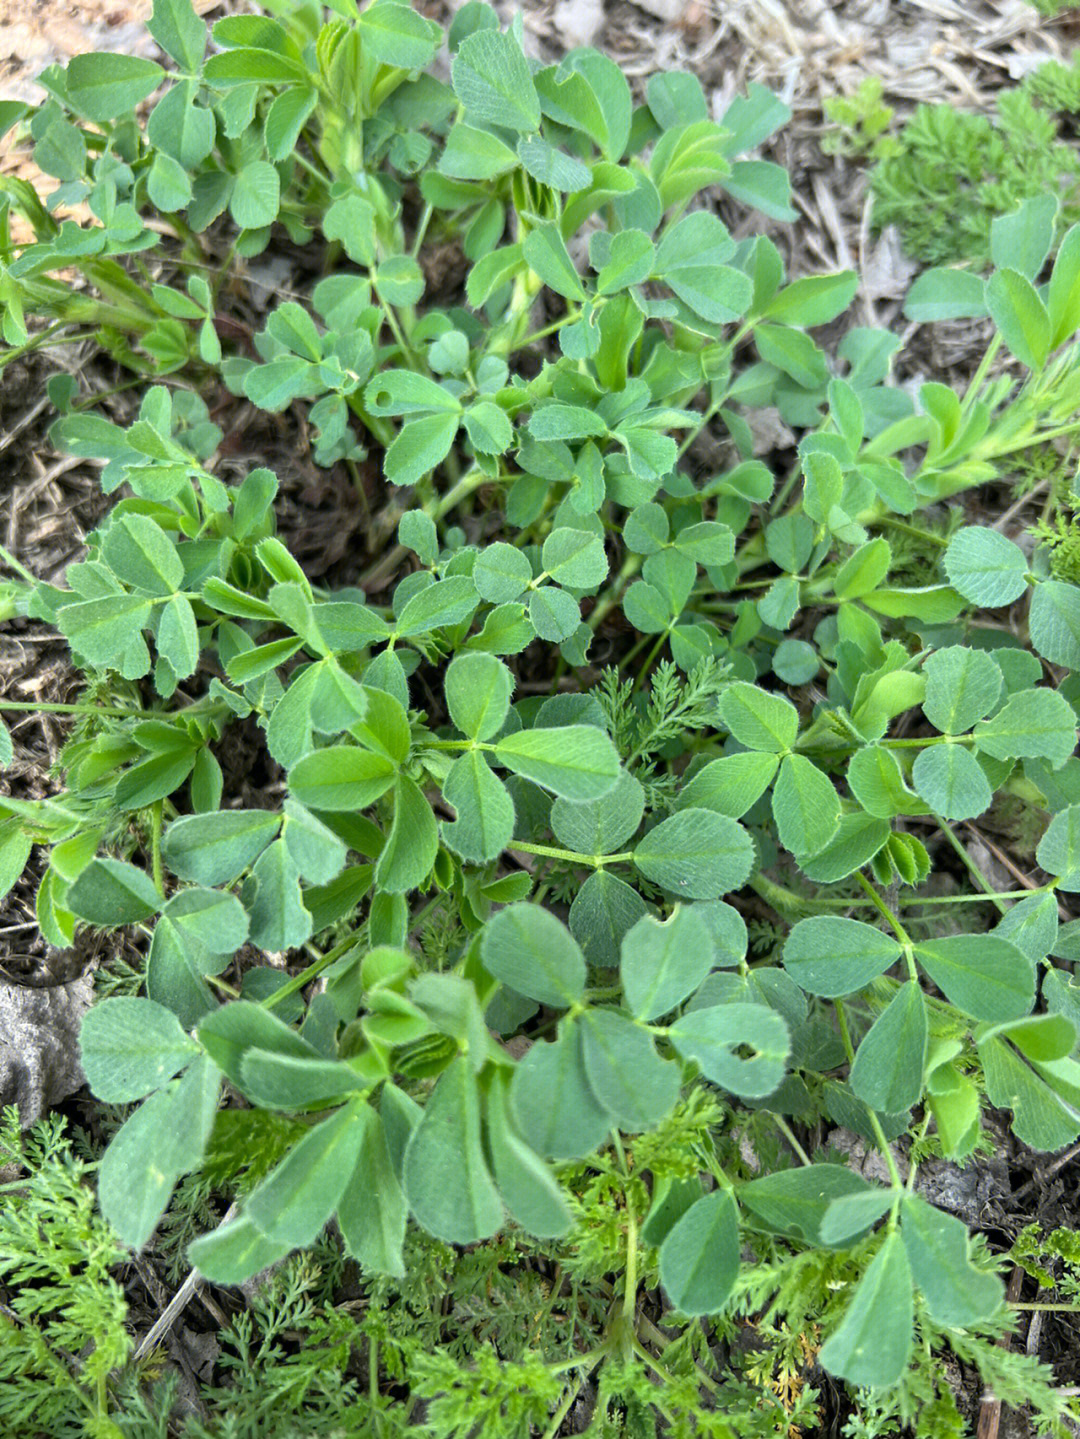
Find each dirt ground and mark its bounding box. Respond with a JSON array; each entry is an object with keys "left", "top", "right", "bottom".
[{"left": 3, "top": 2, "right": 1080, "bottom": 1435}]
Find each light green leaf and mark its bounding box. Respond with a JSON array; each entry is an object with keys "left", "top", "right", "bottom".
[
  {"left": 523, "top": 223, "right": 586, "bottom": 301},
  {"left": 67, "top": 52, "right": 163, "bottom": 121},
  {"left": 288, "top": 746, "right": 397, "bottom": 811},
  {"left": 900, "top": 1193, "right": 1002, "bottom": 1327},
  {"left": 187, "top": 1213, "right": 291, "bottom": 1285},
  {"left": 374, "top": 776, "right": 439, "bottom": 894},
  {"left": 620, "top": 907, "right": 714, "bottom": 1022},
  {"left": 718, "top": 682, "right": 798, "bottom": 753},
  {"left": 973, "top": 687, "right": 1077, "bottom": 767},
  {"left": 658, "top": 1189, "right": 740, "bottom": 1317},
  {"left": 485, "top": 1072, "right": 572, "bottom": 1239},
  {"left": 229, "top": 161, "right": 280, "bottom": 230},
  {"left": 163, "top": 809, "right": 280, "bottom": 886},
  {"left": 986, "top": 267, "right": 1052, "bottom": 371},
  {"left": 480, "top": 904, "right": 586, "bottom": 1009},
  {"left": 245, "top": 839, "right": 313, "bottom": 952},
  {"left": 921, "top": 646, "right": 1002, "bottom": 735},
  {"left": 943, "top": 527, "right": 1029, "bottom": 608},
  {"left": 510, "top": 1020, "right": 611, "bottom": 1159},
  {"left": 246, "top": 1098, "right": 367, "bottom": 1248},
  {"left": 914, "top": 933, "right": 1034, "bottom": 1022},
  {"left": 633, "top": 810, "right": 754, "bottom": 899},
  {"left": 80, "top": 996, "right": 198, "bottom": 1103},
  {"left": 677, "top": 751, "right": 779, "bottom": 819},
  {"left": 569, "top": 868, "right": 649, "bottom": 970},
  {"left": 782, "top": 916, "right": 901, "bottom": 998},
  {"left": 495, "top": 724, "right": 620, "bottom": 801},
  {"left": 148, "top": 0, "right": 208, "bottom": 72},
  {"left": 337, "top": 1106, "right": 407, "bottom": 1278},
  {"left": 771, "top": 754, "right": 840, "bottom": 856},
  {"left": 911, "top": 743, "right": 992, "bottom": 821},
  {"left": 403, "top": 1055, "right": 504, "bottom": 1244},
  {"left": 383, "top": 412, "right": 460, "bottom": 487},
  {"left": 541, "top": 528, "right": 608, "bottom": 589},
  {"left": 442, "top": 751, "right": 515, "bottom": 864},
  {"left": 444, "top": 652, "right": 513, "bottom": 740},
  {"left": 739, "top": 1165, "right": 873, "bottom": 1246},
  {"left": 849, "top": 982, "right": 926, "bottom": 1114},
  {"left": 818, "top": 1231, "right": 913, "bottom": 1388},
  {"left": 668, "top": 1001, "right": 790, "bottom": 1099},
  {"left": 66, "top": 857, "right": 160, "bottom": 925},
  {"left": 580, "top": 1008, "right": 681, "bottom": 1131},
  {"left": 451, "top": 28, "right": 540, "bottom": 134},
  {"left": 1029, "top": 580, "right": 1080, "bottom": 669},
  {"left": 1037, "top": 804, "right": 1080, "bottom": 890},
  {"left": 1048, "top": 222, "right": 1080, "bottom": 348}
]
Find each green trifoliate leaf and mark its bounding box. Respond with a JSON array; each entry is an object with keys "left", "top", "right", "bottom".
[
  {"left": 444, "top": 652, "right": 514, "bottom": 740},
  {"left": 244, "top": 839, "right": 313, "bottom": 953},
  {"left": 911, "top": 743, "right": 992, "bottom": 820},
  {"left": 337, "top": 1106, "right": 407, "bottom": 1278},
  {"left": 245, "top": 1098, "right": 368, "bottom": 1248},
  {"left": 66, "top": 858, "right": 161, "bottom": 925},
  {"left": 580, "top": 1008, "right": 681, "bottom": 1131},
  {"left": 541, "top": 528, "right": 608, "bottom": 589},
  {"left": 394, "top": 574, "right": 479, "bottom": 637},
  {"left": 1048, "top": 222, "right": 1080, "bottom": 348},
  {"left": 163, "top": 809, "right": 280, "bottom": 887},
  {"left": 849, "top": 982, "right": 927, "bottom": 1114},
  {"left": 979, "top": 1034, "right": 1080, "bottom": 1152},
  {"left": 161, "top": 887, "right": 249, "bottom": 954},
  {"left": 846, "top": 745, "right": 928, "bottom": 819},
  {"left": 442, "top": 751, "right": 515, "bottom": 864},
  {"left": 523, "top": 222, "right": 586, "bottom": 301},
  {"left": 973, "top": 687, "right": 1078, "bottom": 767},
  {"left": 366, "top": 370, "right": 461, "bottom": 416},
  {"left": 187, "top": 1213, "right": 291, "bottom": 1285},
  {"left": 762, "top": 270, "right": 858, "bottom": 328},
  {"left": 718, "top": 682, "right": 798, "bottom": 753},
  {"left": 485, "top": 1071, "right": 572, "bottom": 1239},
  {"left": 550, "top": 770, "right": 645, "bottom": 855},
  {"left": 986, "top": 267, "right": 1052, "bottom": 371},
  {"left": 1037, "top": 805, "right": 1080, "bottom": 890},
  {"left": 658, "top": 1189, "right": 740, "bottom": 1317},
  {"left": 374, "top": 776, "right": 439, "bottom": 894},
  {"left": 782, "top": 916, "right": 901, "bottom": 998},
  {"left": 818, "top": 1231, "right": 913, "bottom": 1388},
  {"left": 403, "top": 1055, "right": 504, "bottom": 1245},
  {"left": 569, "top": 869, "right": 649, "bottom": 970},
  {"left": 451, "top": 27, "right": 540, "bottom": 134},
  {"left": 943, "top": 527, "right": 1028, "bottom": 608},
  {"left": 288, "top": 746, "right": 397, "bottom": 811},
  {"left": 281, "top": 798, "right": 347, "bottom": 885},
  {"left": 677, "top": 752, "right": 780, "bottom": 819},
  {"left": 511, "top": 1020, "right": 611, "bottom": 1159},
  {"left": 528, "top": 585, "right": 580, "bottom": 642},
  {"left": 995, "top": 891, "right": 1058, "bottom": 964},
  {"left": 739, "top": 1165, "right": 874, "bottom": 1246},
  {"left": 67, "top": 51, "right": 164, "bottom": 121},
  {"left": 899, "top": 1193, "right": 1003, "bottom": 1327},
  {"left": 79, "top": 996, "right": 199, "bottom": 1103},
  {"left": 494, "top": 724, "right": 620, "bottom": 801},
  {"left": 913, "top": 934, "right": 1034, "bottom": 1022},
  {"left": 921, "top": 645, "right": 1002, "bottom": 735},
  {"left": 481, "top": 904, "right": 586, "bottom": 1009},
  {"left": 229, "top": 161, "right": 280, "bottom": 230},
  {"left": 620, "top": 907, "right": 714, "bottom": 1022},
  {"left": 771, "top": 754, "right": 840, "bottom": 856},
  {"left": 473, "top": 542, "right": 532, "bottom": 602},
  {"left": 667, "top": 1002, "right": 789, "bottom": 1099},
  {"left": 653, "top": 211, "right": 751, "bottom": 324},
  {"left": 383, "top": 413, "right": 460, "bottom": 488},
  {"left": 1029, "top": 580, "right": 1080, "bottom": 670},
  {"left": 148, "top": 0, "right": 208, "bottom": 72},
  {"left": 633, "top": 810, "right": 754, "bottom": 899}
]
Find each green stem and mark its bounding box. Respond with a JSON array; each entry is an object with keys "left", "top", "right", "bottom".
[
  {"left": 509, "top": 840, "right": 633, "bottom": 867},
  {"left": 0, "top": 543, "right": 34, "bottom": 583},
  {"left": 855, "top": 871, "right": 910, "bottom": 945},
  {"left": 151, "top": 802, "right": 165, "bottom": 899},
  {"left": 933, "top": 815, "right": 1011, "bottom": 915},
  {"left": 0, "top": 700, "right": 157, "bottom": 718}
]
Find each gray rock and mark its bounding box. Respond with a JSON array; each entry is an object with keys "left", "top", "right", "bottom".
[{"left": 0, "top": 976, "right": 93, "bottom": 1124}]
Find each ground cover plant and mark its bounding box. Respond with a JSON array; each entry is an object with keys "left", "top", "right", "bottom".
[{"left": 4, "top": 0, "right": 1080, "bottom": 1433}]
